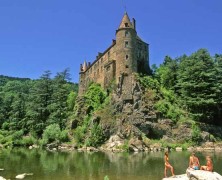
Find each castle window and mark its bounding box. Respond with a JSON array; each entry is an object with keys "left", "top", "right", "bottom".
[
  {"left": 125, "top": 41, "right": 129, "bottom": 48},
  {"left": 126, "top": 55, "right": 129, "bottom": 60},
  {"left": 125, "top": 31, "right": 129, "bottom": 37},
  {"left": 125, "top": 23, "right": 129, "bottom": 27},
  {"left": 126, "top": 65, "right": 129, "bottom": 68},
  {"left": 101, "top": 66, "right": 103, "bottom": 72},
  {"left": 101, "top": 58, "right": 103, "bottom": 63}
]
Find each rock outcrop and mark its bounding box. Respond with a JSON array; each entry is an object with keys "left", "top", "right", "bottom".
[
  {"left": 186, "top": 169, "right": 222, "bottom": 180},
  {"left": 163, "top": 169, "right": 222, "bottom": 180},
  {"left": 71, "top": 76, "right": 222, "bottom": 150},
  {"left": 163, "top": 174, "right": 188, "bottom": 180}
]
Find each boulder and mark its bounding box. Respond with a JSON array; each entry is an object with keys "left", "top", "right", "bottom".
[
  {"left": 129, "top": 138, "right": 146, "bottom": 152},
  {"left": 162, "top": 174, "right": 188, "bottom": 180},
  {"left": 86, "top": 147, "right": 99, "bottom": 152},
  {"left": 46, "top": 142, "right": 59, "bottom": 150},
  {"left": 163, "top": 169, "right": 222, "bottom": 180},
  {"left": 186, "top": 168, "right": 222, "bottom": 180},
  {"left": 175, "top": 147, "right": 183, "bottom": 151},
  {"left": 102, "top": 134, "right": 125, "bottom": 151},
  {"left": 15, "top": 173, "right": 33, "bottom": 179}
]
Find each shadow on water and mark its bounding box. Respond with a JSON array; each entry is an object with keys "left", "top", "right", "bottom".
[{"left": 0, "top": 148, "right": 222, "bottom": 180}]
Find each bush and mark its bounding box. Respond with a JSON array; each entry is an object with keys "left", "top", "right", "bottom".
[
  {"left": 12, "top": 130, "right": 24, "bottom": 140},
  {"left": 74, "top": 115, "right": 91, "bottom": 146},
  {"left": 59, "top": 130, "right": 69, "bottom": 142},
  {"left": 192, "top": 123, "right": 202, "bottom": 144},
  {"left": 13, "top": 135, "right": 37, "bottom": 147},
  {"left": 86, "top": 123, "right": 105, "bottom": 147},
  {"left": 135, "top": 74, "right": 160, "bottom": 90},
  {"left": 42, "top": 124, "right": 61, "bottom": 144},
  {"left": 84, "top": 83, "right": 107, "bottom": 111}
]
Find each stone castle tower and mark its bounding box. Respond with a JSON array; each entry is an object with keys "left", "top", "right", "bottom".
[{"left": 78, "top": 12, "right": 150, "bottom": 98}]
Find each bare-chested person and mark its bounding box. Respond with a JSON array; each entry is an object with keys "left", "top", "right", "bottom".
[
  {"left": 189, "top": 152, "right": 200, "bottom": 170},
  {"left": 201, "top": 156, "right": 213, "bottom": 172},
  {"left": 164, "top": 151, "right": 175, "bottom": 178}
]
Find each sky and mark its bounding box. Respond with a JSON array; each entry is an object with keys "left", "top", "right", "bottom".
[{"left": 0, "top": 0, "right": 222, "bottom": 83}]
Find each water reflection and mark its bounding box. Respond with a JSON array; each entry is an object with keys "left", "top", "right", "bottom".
[{"left": 0, "top": 148, "right": 222, "bottom": 180}]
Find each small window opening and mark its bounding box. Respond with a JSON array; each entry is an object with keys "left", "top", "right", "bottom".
[
  {"left": 125, "top": 41, "right": 129, "bottom": 48},
  {"left": 125, "top": 23, "right": 129, "bottom": 27},
  {"left": 126, "top": 55, "right": 129, "bottom": 60}
]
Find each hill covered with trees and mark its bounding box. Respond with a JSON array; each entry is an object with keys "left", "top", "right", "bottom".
[{"left": 0, "top": 49, "right": 222, "bottom": 151}]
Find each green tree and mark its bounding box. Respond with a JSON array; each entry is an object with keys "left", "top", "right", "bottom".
[
  {"left": 177, "top": 49, "right": 217, "bottom": 122},
  {"left": 214, "top": 54, "right": 222, "bottom": 124},
  {"left": 26, "top": 71, "right": 53, "bottom": 135},
  {"left": 48, "top": 69, "right": 73, "bottom": 129}
]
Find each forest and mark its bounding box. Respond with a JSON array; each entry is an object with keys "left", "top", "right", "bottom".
[
  {"left": 0, "top": 69, "right": 78, "bottom": 147},
  {"left": 0, "top": 49, "right": 222, "bottom": 148}
]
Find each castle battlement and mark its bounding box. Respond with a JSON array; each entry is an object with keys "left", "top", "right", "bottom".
[{"left": 78, "top": 12, "right": 150, "bottom": 97}]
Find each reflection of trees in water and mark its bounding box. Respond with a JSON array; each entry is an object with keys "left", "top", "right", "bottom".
[
  {"left": 102, "top": 152, "right": 165, "bottom": 177},
  {"left": 1, "top": 149, "right": 222, "bottom": 180}
]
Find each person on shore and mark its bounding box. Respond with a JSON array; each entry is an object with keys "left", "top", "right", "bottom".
[
  {"left": 189, "top": 152, "right": 200, "bottom": 170},
  {"left": 164, "top": 151, "right": 175, "bottom": 178},
  {"left": 200, "top": 156, "right": 213, "bottom": 172}
]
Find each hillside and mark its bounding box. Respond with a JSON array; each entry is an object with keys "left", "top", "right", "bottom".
[
  {"left": 0, "top": 49, "right": 222, "bottom": 151},
  {"left": 70, "top": 49, "right": 222, "bottom": 151}
]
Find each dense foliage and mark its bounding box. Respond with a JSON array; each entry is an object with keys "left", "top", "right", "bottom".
[
  {"left": 73, "top": 83, "right": 108, "bottom": 147},
  {"left": 0, "top": 70, "right": 78, "bottom": 147},
  {"left": 152, "top": 49, "right": 222, "bottom": 125}
]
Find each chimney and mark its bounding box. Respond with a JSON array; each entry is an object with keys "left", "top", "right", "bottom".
[
  {"left": 112, "top": 39, "right": 116, "bottom": 45},
  {"left": 88, "top": 62, "right": 91, "bottom": 67},
  {"left": 132, "top": 18, "right": 136, "bottom": 30},
  {"left": 97, "top": 52, "right": 103, "bottom": 59}
]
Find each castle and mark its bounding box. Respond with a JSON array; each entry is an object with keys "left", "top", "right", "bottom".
[{"left": 78, "top": 12, "right": 150, "bottom": 99}]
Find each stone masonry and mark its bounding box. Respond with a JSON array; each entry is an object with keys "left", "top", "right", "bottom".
[{"left": 78, "top": 12, "right": 150, "bottom": 98}]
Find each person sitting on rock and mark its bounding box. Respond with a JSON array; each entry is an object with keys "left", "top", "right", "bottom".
[
  {"left": 200, "top": 156, "right": 213, "bottom": 172},
  {"left": 164, "top": 151, "right": 175, "bottom": 178},
  {"left": 189, "top": 152, "right": 200, "bottom": 170}
]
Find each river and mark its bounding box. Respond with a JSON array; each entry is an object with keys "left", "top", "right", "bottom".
[{"left": 0, "top": 148, "right": 222, "bottom": 180}]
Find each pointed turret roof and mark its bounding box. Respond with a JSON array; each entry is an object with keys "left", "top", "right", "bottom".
[{"left": 118, "top": 12, "right": 133, "bottom": 29}]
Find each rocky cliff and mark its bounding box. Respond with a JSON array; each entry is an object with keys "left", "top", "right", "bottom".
[{"left": 71, "top": 76, "right": 222, "bottom": 151}]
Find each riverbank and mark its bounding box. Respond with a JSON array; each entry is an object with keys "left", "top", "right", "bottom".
[{"left": 42, "top": 135, "right": 222, "bottom": 153}]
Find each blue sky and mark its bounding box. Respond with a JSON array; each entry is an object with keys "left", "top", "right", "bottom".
[{"left": 0, "top": 0, "right": 222, "bottom": 82}]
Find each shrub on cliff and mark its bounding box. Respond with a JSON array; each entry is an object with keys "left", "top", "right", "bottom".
[{"left": 84, "top": 83, "right": 107, "bottom": 112}]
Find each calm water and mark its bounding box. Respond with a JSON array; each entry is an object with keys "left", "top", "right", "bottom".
[{"left": 0, "top": 148, "right": 222, "bottom": 180}]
